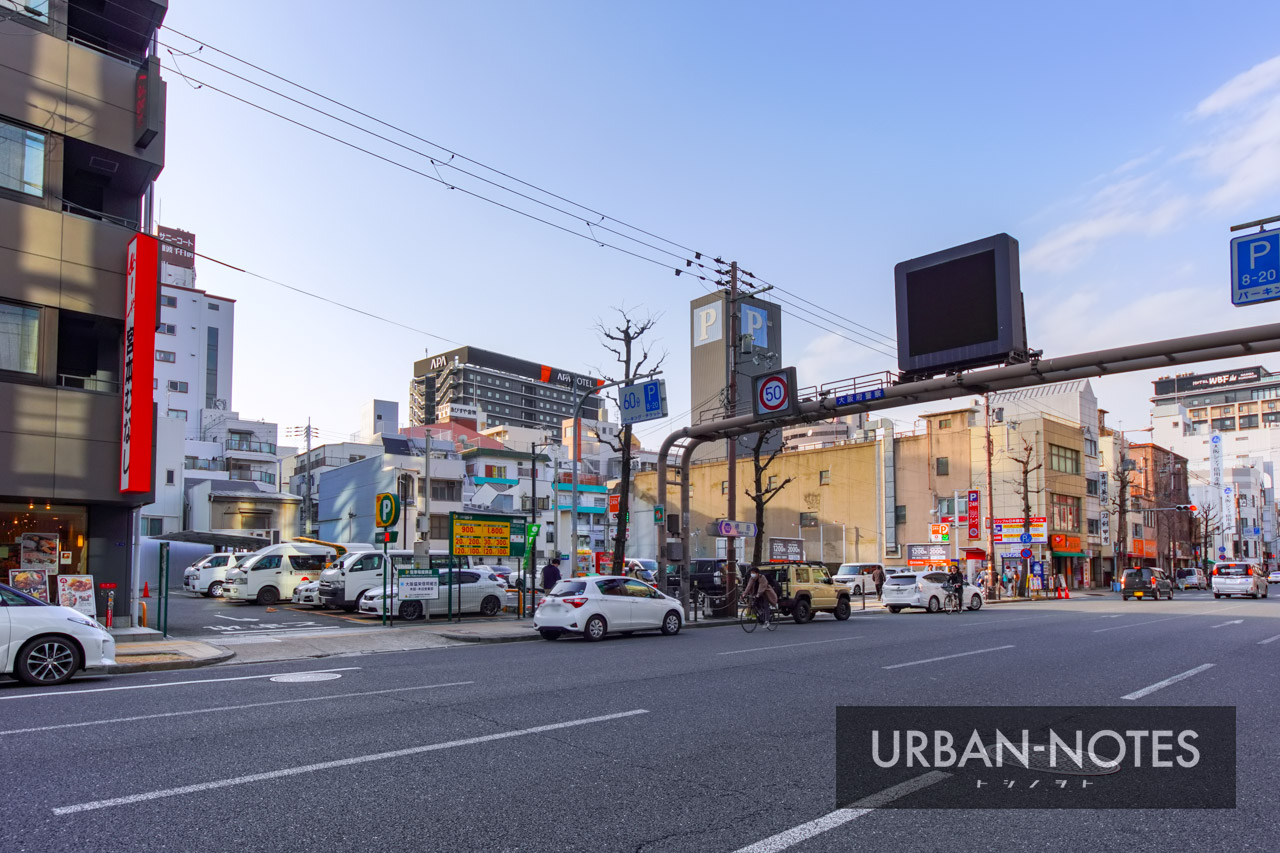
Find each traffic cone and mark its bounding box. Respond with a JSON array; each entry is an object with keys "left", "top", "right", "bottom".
[
  {"left": 1064, "top": 586, "right": 1071, "bottom": 600},
  {"left": 1055, "top": 585, "right": 1062, "bottom": 599},
  {"left": 142, "top": 581, "right": 150, "bottom": 598}
]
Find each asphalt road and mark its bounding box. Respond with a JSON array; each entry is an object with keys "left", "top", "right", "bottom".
[
  {"left": 161, "top": 587, "right": 376, "bottom": 639},
  {"left": 4, "top": 589, "right": 1278, "bottom": 852}
]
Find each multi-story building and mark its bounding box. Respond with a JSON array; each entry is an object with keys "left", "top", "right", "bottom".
[
  {"left": 410, "top": 346, "right": 604, "bottom": 441},
  {"left": 315, "top": 435, "right": 426, "bottom": 546},
  {"left": 0, "top": 1, "right": 168, "bottom": 621},
  {"left": 1125, "top": 443, "right": 1192, "bottom": 569},
  {"left": 282, "top": 440, "right": 383, "bottom": 537}
]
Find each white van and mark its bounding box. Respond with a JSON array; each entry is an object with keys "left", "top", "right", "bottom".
[
  {"left": 182, "top": 552, "right": 247, "bottom": 597},
  {"left": 318, "top": 549, "right": 416, "bottom": 612},
  {"left": 223, "top": 542, "right": 366, "bottom": 605},
  {"left": 1211, "top": 561, "right": 1268, "bottom": 599}
]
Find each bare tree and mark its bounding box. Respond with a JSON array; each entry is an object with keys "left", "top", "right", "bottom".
[
  {"left": 1005, "top": 437, "right": 1042, "bottom": 596},
  {"left": 744, "top": 429, "right": 793, "bottom": 565},
  {"left": 593, "top": 307, "right": 666, "bottom": 575}
]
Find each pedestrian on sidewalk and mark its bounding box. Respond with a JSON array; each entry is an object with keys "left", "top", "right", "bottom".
[
  {"left": 872, "top": 565, "right": 886, "bottom": 600},
  {"left": 540, "top": 556, "right": 562, "bottom": 592}
]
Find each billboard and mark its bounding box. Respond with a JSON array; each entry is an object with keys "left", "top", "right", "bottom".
[
  {"left": 992, "top": 517, "right": 1047, "bottom": 544},
  {"left": 157, "top": 226, "right": 196, "bottom": 269},
  {"left": 906, "top": 543, "right": 951, "bottom": 566},
  {"left": 121, "top": 234, "right": 159, "bottom": 494}
]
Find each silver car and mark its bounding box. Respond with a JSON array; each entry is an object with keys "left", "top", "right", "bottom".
[{"left": 1212, "top": 562, "right": 1268, "bottom": 599}]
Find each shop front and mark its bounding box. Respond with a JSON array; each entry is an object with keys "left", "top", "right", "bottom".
[{"left": 1050, "top": 534, "right": 1087, "bottom": 588}]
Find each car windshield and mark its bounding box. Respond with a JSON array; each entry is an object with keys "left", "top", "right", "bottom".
[
  {"left": 1216, "top": 564, "right": 1251, "bottom": 576},
  {"left": 1123, "top": 570, "right": 1148, "bottom": 580},
  {"left": 634, "top": 560, "right": 658, "bottom": 572},
  {"left": 0, "top": 583, "right": 48, "bottom": 606},
  {"left": 549, "top": 581, "right": 587, "bottom": 596},
  {"left": 235, "top": 555, "right": 263, "bottom": 570},
  {"left": 834, "top": 566, "right": 866, "bottom": 576},
  {"left": 1176, "top": 569, "right": 1193, "bottom": 578},
  {"left": 886, "top": 575, "right": 917, "bottom": 585}
]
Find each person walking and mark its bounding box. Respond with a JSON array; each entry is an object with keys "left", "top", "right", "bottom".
[
  {"left": 872, "top": 565, "right": 886, "bottom": 601},
  {"left": 540, "top": 556, "right": 562, "bottom": 592}
]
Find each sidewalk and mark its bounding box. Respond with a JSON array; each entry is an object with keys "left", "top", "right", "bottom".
[{"left": 109, "top": 639, "right": 234, "bottom": 674}]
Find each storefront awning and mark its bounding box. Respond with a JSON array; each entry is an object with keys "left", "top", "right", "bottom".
[
  {"left": 1052, "top": 551, "right": 1088, "bottom": 558},
  {"left": 148, "top": 531, "right": 273, "bottom": 550}
]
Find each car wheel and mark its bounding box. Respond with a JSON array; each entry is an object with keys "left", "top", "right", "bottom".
[
  {"left": 539, "top": 629, "right": 562, "bottom": 641},
  {"left": 661, "top": 611, "right": 681, "bottom": 635},
  {"left": 480, "top": 595, "right": 501, "bottom": 617},
  {"left": 834, "top": 598, "right": 851, "bottom": 621},
  {"left": 888, "top": 606, "right": 902, "bottom": 613},
  {"left": 1214, "top": 593, "right": 1221, "bottom": 599},
  {"left": 207, "top": 581, "right": 224, "bottom": 598},
  {"left": 852, "top": 584, "right": 862, "bottom": 596},
  {"left": 583, "top": 615, "right": 607, "bottom": 642},
  {"left": 15, "top": 636, "right": 82, "bottom": 686},
  {"left": 969, "top": 595, "right": 983, "bottom": 611},
  {"left": 927, "top": 596, "right": 941, "bottom": 613},
  {"left": 256, "top": 586, "right": 280, "bottom": 606},
  {"left": 793, "top": 598, "right": 812, "bottom": 624},
  {"left": 399, "top": 600, "right": 424, "bottom": 620},
  {"left": 1123, "top": 595, "right": 1129, "bottom": 601}
]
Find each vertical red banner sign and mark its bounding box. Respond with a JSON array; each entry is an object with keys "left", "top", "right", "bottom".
[
  {"left": 121, "top": 234, "right": 159, "bottom": 493},
  {"left": 967, "top": 489, "right": 981, "bottom": 539}
]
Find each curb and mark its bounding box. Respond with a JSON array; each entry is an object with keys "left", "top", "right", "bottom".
[{"left": 106, "top": 647, "right": 236, "bottom": 674}]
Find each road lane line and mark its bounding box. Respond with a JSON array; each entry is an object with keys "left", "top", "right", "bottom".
[
  {"left": 955, "top": 615, "right": 1050, "bottom": 628},
  {"left": 1122, "top": 664, "right": 1215, "bottom": 701},
  {"left": 718, "top": 637, "right": 863, "bottom": 656},
  {"left": 0, "top": 667, "right": 361, "bottom": 701},
  {"left": 732, "top": 771, "right": 949, "bottom": 853},
  {"left": 51, "top": 709, "right": 649, "bottom": 814},
  {"left": 0, "top": 682, "right": 474, "bottom": 736},
  {"left": 1093, "top": 602, "right": 1252, "bottom": 633},
  {"left": 882, "top": 645, "right": 1014, "bottom": 670},
  {"left": 1258, "top": 634, "right": 1280, "bottom": 645},
  {"left": 1211, "top": 620, "right": 1244, "bottom": 628}
]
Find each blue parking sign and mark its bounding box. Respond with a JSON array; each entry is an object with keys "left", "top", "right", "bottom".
[{"left": 1231, "top": 231, "right": 1280, "bottom": 306}]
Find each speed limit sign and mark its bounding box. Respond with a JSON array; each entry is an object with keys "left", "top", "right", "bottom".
[{"left": 752, "top": 367, "right": 798, "bottom": 418}]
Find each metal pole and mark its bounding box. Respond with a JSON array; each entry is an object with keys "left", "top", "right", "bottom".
[
  {"left": 726, "top": 263, "right": 740, "bottom": 593},
  {"left": 528, "top": 443, "right": 537, "bottom": 618},
  {"left": 952, "top": 488, "right": 960, "bottom": 579}
]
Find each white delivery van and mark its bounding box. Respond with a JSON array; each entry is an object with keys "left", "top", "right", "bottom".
[
  {"left": 182, "top": 552, "right": 247, "bottom": 597},
  {"left": 223, "top": 541, "right": 369, "bottom": 605},
  {"left": 318, "top": 549, "right": 415, "bottom": 612}
]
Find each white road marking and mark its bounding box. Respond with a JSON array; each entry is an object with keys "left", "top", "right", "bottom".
[
  {"left": 718, "top": 637, "right": 863, "bottom": 656},
  {"left": 0, "top": 682, "right": 473, "bottom": 736},
  {"left": 954, "top": 614, "right": 1049, "bottom": 628},
  {"left": 1122, "top": 664, "right": 1215, "bottom": 701},
  {"left": 882, "top": 645, "right": 1015, "bottom": 670},
  {"left": 51, "top": 709, "right": 648, "bottom": 814},
  {"left": 1211, "top": 620, "right": 1243, "bottom": 628},
  {"left": 213, "top": 615, "right": 259, "bottom": 622},
  {"left": 1093, "top": 602, "right": 1252, "bottom": 633},
  {"left": 1258, "top": 634, "right": 1280, "bottom": 645},
  {"left": 0, "top": 668, "right": 360, "bottom": 701},
  {"left": 732, "top": 770, "right": 949, "bottom": 853},
  {"left": 1099, "top": 615, "right": 1122, "bottom": 619}
]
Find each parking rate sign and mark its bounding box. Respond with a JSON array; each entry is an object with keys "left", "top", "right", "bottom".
[
  {"left": 1231, "top": 231, "right": 1280, "bottom": 306},
  {"left": 619, "top": 378, "right": 668, "bottom": 426}
]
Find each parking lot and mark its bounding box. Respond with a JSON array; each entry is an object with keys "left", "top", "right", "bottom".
[{"left": 160, "top": 587, "right": 400, "bottom": 639}]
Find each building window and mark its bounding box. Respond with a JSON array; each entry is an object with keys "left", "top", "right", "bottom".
[
  {"left": 819, "top": 469, "right": 831, "bottom": 486},
  {"left": 1087, "top": 518, "right": 1100, "bottom": 535},
  {"left": 165, "top": 469, "right": 175, "bottom": 485},
  {"left": 1084, "top": 437, "right": 1098, "bottom": 457},
  {"left": 767, "top": 475, "right": 778, "bottom": 491},
  {"left": 1086, "top": 477, "right": 1099, "bottom": 496},
  {"left": 167, "top": 409, "right": 187, "bottom": 420},
  {"left": 800, "top": 512, "right": 818, "bottom": 528},
  {"left": 1050, "top": 493, "right": 1082, "bottom": 531},
  {"left": 1211, "top": 417, "right": 1236, "bottom": 431},
  {"left": 207, "top": 302, "right": 220, "bottom": 311},
  {"left": 143, "top": 517, "right": 164, "bottom": 536},
  {"left": 1049, "top": 444, "right": 1081, "bottom": 474},
  {"left": 156, "top": 350, "right": 176, "bottom": 363},
  {"left": 936, "top": 457, "right": 949, "bottom": 476},
  {"left": 431, "top": 480, "right": 462, "bottom": 502},
  {"left": 894, "top": 505, "right": 907, "bottom": 525},
  {"left": 158, "top": 323, "right": 176, "bottom": 335},
  {"left": 160, "top": 295, "right": 177, "bottom": 308},
  {"left": 1212, "top": 405, "right": 1233, "bottom": 417},
  {"left": 1239, "top": 414, "right": 1259, "bottom": 429},
  {"left": 205, "top": 327, "right": 220, "bottom": 409},
  {"left": 168, "top": 380, "right": 188, "bottom": 393},
  {"left": 720, "top": 481, "right": 728, "bottom": 495},
  {"left": 0, "top": 119, "right": 45, "bottom": 197},
  {"left": 0, "top": 301, "right": 40, "bottom": 374}
]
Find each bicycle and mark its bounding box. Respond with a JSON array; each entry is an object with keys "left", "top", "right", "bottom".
[
  {"left": 942, "top": 587, "right": 963, "bottom": 614},
  {"left": 739, "top": 597, "right": 778, "bottom": 633}
]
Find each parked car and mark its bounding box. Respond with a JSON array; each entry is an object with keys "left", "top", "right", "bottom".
[
  {"left": 1211, "top": 562, "right": 1268, "bottom": 599},
  {"left": 533, "top": 577, "right": 682, "bottom": 641},
  {"left": 291, "top": 581, "right": 324, "bottom": 607},
  {"left": 1269, "top": 568, "right": 1280, "bottom": 585},
  {"left": 1, "top": 582, "right": 116, "bottom": 686},
  {"left": 224, "top": 542, "right": 366, "bottom": 606},
  {"left": 358, "top": 568, "right": 506, "bottom": 620},
  {"left": 882, "top": 570, "right": 985, "bottom": 613},
  {"left": 749, "top": 562, "right": 855, "bottom": 622},
  {"left": 182, "top": 552, "right": 246, "bottom": 598},
  {"left": 832, "top": 563, "right": 882, "bottom": 596},
  {"left": 1121, "top": 567, "right": 1174, "bottom": 600},
  {"left": 1175, "top": 567, "right": 1208, "bottom": 590},
  {"left": 317, "top": 549, "right": 416, "bottom": 612}
]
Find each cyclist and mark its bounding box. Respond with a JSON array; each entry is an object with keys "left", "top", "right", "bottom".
[
  {"left": 743, "top": 566, "right": 777, "bottom": 627},
  {"left": 946, "top": 564, "right": 966, "bottom": 613}
]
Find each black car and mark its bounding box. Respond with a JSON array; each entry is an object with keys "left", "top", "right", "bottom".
[{"left": 1121, "top": 567, "right": 1174, "bottom": 601}]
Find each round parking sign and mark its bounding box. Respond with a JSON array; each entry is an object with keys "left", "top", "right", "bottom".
[{"left": 757, "top": 375, "right": 789, "bottom": 413}]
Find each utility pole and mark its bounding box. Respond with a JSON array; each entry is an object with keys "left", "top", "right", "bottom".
[
  {"left": 1235, "top": 494, "right": 1243, "bottom": 559},
  {"left": 985, "top": 394, "right": 997, "bottom": 594},
  {"left": 528, "top": 442, "right": 538, "bottom": 617},
  {"left": 952, "top": 488, "right": 960, "bottom": 578},
  {"left": 725, "top": 261, "right": 740, "bottom": 591}
]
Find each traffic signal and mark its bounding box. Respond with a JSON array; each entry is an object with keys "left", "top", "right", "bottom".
[{"left": 1175, "top": 504, "right": 1198, "bottom": 512}]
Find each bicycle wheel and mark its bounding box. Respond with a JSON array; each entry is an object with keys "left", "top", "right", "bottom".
[
  {"left": 764, "top": 607, "right": 778, "bottom": 631},
  {"left": 739, "top": 602, "right": 758, "bottom": 633}
]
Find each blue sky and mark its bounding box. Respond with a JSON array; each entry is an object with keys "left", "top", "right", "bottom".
[{"left": 153, "top": 1, "right": 1280, "bottom": 446}]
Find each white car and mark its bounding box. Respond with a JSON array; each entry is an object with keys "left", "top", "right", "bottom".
[
  {"left": 533, "top": 576, "right": 683, "bottom": 642},
  {"left": 882, "top": 570, "right": 985, "bottom": 613},
  {"left": 832, "top": 563, "right": 881, "bottom": 596},
  {"left": 182, "top": 552, "right": 245, "bottom": 597},
  {"left": 291, "top": 581, "right": 324, "bottom": 607},
  {"left": 1268, "top": 569, "right": 1280, "bottom": 585},
  {"left": 1, "top": 582, "right": 116, "bottom": 686},
  {"left": 1211, "top": 562, "right": 1268, "bottom": 599},
  {"left": 358, "top": 569, "right": 507, "bottom": 620}
]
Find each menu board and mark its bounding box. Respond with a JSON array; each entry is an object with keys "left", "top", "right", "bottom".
[
  {"left": 56, "top": 575, "right": 96, "bottom": 617},
  {"left": 9, "top": 568, "right": 50, "bottom": 602},
  {"left": 21, "top": 532, "right": 60, "bottom": 574}
]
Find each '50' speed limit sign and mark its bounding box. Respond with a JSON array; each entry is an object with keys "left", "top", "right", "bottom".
[{"left": 752, "top": 367, "right": 798, "bottom": 418}]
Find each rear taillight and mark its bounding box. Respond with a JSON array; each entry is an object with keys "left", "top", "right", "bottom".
[
  {"left": 564, "top": 597, "right": 588, "bottom": 608},
  {"left": 1151, "top": 578, "right": 1158, "bottom": 587},
  {"left": 1212, "top": 568, "right": 1218, "bottom": 575},
  {"left": 1245, "top": 568, "right": 1253, "bottom": 576}
]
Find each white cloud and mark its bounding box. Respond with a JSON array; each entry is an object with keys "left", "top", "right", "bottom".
[
  {"left": 1193, "top": 55, "right": 1280, "bottom": 118},
  {"left": 794, "top": 331, "right": 892, "bottom": 391}
]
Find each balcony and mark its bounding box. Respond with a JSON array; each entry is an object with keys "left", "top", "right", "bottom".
[
  {"left": 226, "top": 438, "right": 277, "bottom": 455},
  {"left": 229, "top": 470, "right": 277, "bottom": 485},
  {"left": 184, "top": 458, "right": 225, "bottom": 472}
]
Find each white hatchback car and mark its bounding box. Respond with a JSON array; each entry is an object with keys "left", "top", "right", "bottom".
[
  {"left": 882, "top": 570, "right": 985, "bottom": 613},
  {"left": 2, "top": 582, "right": 116, "bottom": 686},
  {"left": 533, "top": 576, "right": 683, "bottom": 641},
  {"left": 291, "top": 581, "right": 323, "bottom": 607},
  {"left": 1268, "top": 568, "right": 1280, "bottom": 585},
  {"left": 1212, "top": 562, "right": 1268, "bottom": 599}
]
